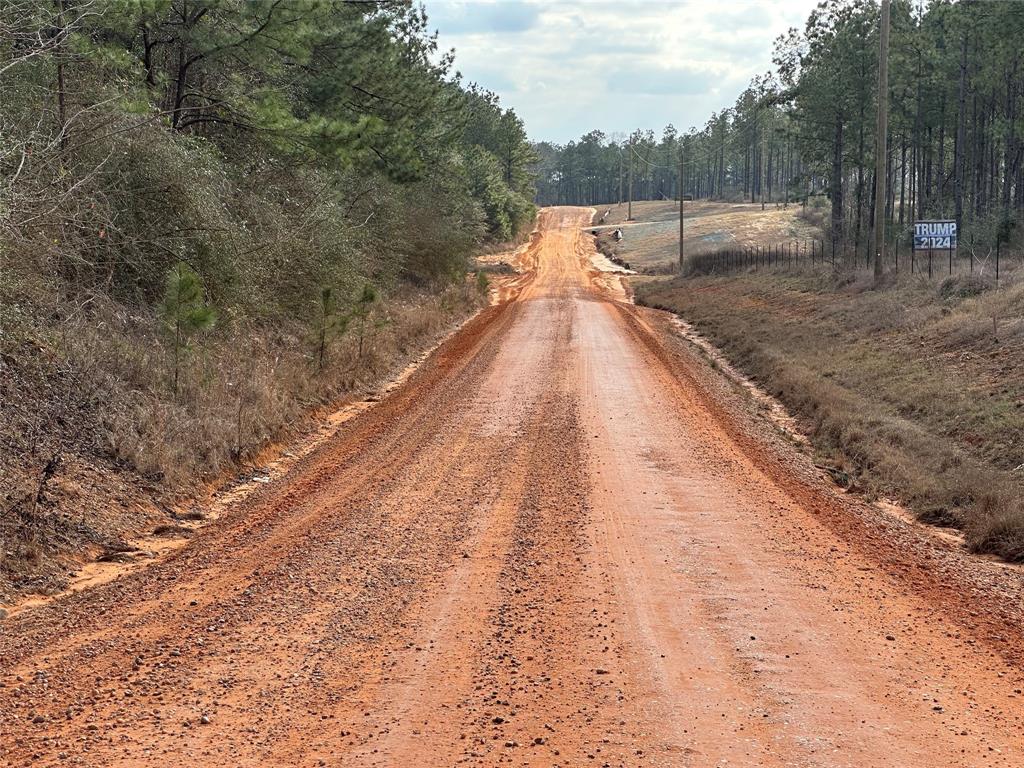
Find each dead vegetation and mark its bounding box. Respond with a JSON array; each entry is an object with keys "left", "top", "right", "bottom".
[
  {"left": 637, "top": 264, "right": 1024, "bottom": 562},
  {"left": 0, "top": 271, "right": 482, "bottom": 602}
]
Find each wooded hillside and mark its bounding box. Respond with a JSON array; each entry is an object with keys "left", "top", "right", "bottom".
[
  {"left": 0, "top": 0, "right": 535, "bottom": 596},
  {"left": 2, "top": 0, "right": 536, "bottom": 295},
  {"left": 535, "top": 0, "right": 1023, "bottom": 258}
]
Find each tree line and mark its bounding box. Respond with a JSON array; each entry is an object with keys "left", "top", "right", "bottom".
[
  {"left": 534, "top": 0, "right": 1024, "bottom": 252},
  {"left": 0, "top": 0, "right": 536, "bottom": 318}
]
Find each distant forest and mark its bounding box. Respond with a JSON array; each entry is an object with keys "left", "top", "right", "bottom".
[{"left": 533, "top": 0, "right": 1024, "bottom": 249}]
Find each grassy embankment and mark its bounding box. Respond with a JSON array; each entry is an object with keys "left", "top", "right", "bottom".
[
  {"left": 637, "top": 251, "right": 1024, "bottom": 561},
  {"left": 0, "top": 270, "right": 487, "bottom": 603}
]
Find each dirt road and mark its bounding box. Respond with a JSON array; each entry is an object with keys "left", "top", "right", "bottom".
[{"left": 3, "top": 207, "right": 1024, "bottom": 767}]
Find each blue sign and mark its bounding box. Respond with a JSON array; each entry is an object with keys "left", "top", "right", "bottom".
[{"left": 913, "top": 220, "right": 957, "bottom": 250}]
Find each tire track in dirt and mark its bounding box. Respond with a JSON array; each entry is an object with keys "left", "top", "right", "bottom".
[{"left": 0, "top": 291, "right": 536, "bottom": 765}]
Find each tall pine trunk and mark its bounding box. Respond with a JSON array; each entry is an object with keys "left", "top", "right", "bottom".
[
  {"left": 1002, "top": 62, "right": 1017, "bottom": 213},
  {"left": 831, "top": 115, "right": 845, "bottom": 241}
]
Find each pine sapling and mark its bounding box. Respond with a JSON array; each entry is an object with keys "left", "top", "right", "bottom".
[
  {"left": 350, "top": 282, "right": 379, "bottom": 361},
  {"left": 315, "top": 286, "right": 350, "bottom": 372},
  {"left": 160, "top": 262, "right": 216, "bottom": 396}
]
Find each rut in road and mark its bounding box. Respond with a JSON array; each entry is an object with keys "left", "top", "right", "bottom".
[{"left": 2, "top": 207, "right": 1024, "bottom": 767}]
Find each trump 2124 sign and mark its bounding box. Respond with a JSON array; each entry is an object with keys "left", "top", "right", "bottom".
[{"left": 913, "top": 221, "right": 957, "bottom": 250}]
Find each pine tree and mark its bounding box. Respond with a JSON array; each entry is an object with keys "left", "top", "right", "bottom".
[
  {"left": 315, "top": 286, "right": 350, "bottom": 372},
  {"left": 160, "top": 262, "right": 216, "bottom": 396},
  {"left": 350, "top": 283, "right": 378, "bottom": 361}
]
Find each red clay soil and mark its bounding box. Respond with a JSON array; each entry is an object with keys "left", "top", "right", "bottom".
[{"left": 2, "top": 207, "right": 1024, "bottom": 767}]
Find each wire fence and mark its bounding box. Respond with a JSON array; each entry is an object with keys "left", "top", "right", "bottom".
[{"left": 686, "top": 235, "right": 1013, "bottom": 284}]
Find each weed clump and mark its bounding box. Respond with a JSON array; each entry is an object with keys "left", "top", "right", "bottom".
[
  {"left": 967, "top": 497, "right": 1024, "bottom": 563},
  {"left": 939, "top": 275, "right": 991, "bottom": 299}
]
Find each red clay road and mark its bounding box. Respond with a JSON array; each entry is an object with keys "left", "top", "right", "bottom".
[{"left": 2, "top": 207, "right": 1024, "bottom": 767}]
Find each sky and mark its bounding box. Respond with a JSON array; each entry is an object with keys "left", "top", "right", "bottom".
[{"left": 424, "top": 0, "right": 822, "bottom": 144}]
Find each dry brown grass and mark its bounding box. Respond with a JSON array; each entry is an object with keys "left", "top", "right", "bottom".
[
  {"left": 52, "top": 284, "right": 480, "bottom": 485},
  {"left": 637, "top": 265, "right": 1024, "bottom": 562},
  {"left": 0, "top": 273, "right": 482, "bottom": 600},
  {"left": 591, "top": 200, "right": 821, "bottom": 271}
]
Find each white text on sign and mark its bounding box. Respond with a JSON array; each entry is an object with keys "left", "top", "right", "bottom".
[{"left": 913, "top": 220, "right": 957, "bottom": 251}]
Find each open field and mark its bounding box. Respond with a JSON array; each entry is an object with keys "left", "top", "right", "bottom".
[{"left": 587, "top": 199, "right": 823, "bottom": 272}]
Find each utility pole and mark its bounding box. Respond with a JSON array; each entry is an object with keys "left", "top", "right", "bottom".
[
  {"left": 954, "top": 33, "right": 967, "bottom": 236},
  {"left": 627, "top": 138, "right": 634, "bottom": 221},
  {"left": 873, "top": 0, "right": 891, "bottom": 280},
  {"left": 679, "top": 147, "right": 685, "bottom": 269},
  {"left": 618, "top": 147, "right": 623, "bottom": 206}
]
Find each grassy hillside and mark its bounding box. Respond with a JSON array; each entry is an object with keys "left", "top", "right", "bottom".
[
  {"left": 638, "top": 265, "right": 1024, "bottom": 561},
  {"left": 589, "top": 200, "right": 822, "bottom": 272}
]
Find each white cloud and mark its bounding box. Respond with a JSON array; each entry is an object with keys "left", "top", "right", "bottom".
[
  {"left": 428, "top": 0, "right": 542, "bottom": 34},
  {"left": 425, "top": 0, "right": 821, "bottom": 142}
]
